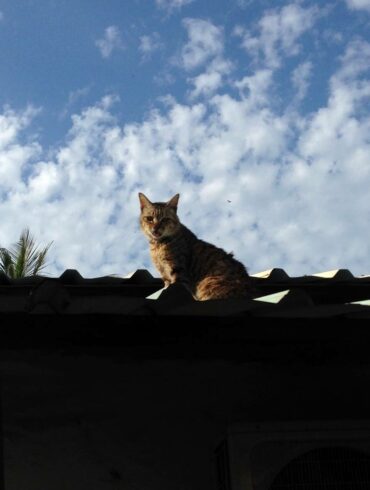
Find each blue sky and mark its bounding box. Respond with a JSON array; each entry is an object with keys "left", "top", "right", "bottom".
[{"left": 1, "top": 0, "right": 370, "bottom": 277}]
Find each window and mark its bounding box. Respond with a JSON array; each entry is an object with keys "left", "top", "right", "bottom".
[{"left": 270, "top": 447, "right": 370, "bottom": 490}]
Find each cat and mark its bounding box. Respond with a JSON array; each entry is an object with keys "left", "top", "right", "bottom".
[{"left": 139, "top": 192, "right": 253, "bottom": 300}]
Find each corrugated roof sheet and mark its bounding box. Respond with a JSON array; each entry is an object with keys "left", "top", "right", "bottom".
[
  {"left": 1, "top": 268, "right": 370, "bottom": 359},
  {"left": 1, "top": 268, "right": 370, "bottom": 318}
]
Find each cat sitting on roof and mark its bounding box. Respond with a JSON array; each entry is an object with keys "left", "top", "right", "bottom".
[{"left": 139, "top": 193, "right": 252, "bottom": 300}]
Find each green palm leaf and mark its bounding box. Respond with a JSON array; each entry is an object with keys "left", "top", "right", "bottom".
[
  {"left": 0, "top": 228, "right": 53, "bottom": 278},
  {"left": 0, "top": 248, "right": 14, "bottom": 277}
]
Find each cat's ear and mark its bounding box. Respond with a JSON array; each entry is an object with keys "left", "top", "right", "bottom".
[
  {"left": 166, "top": 193, "right": 180, "bottom": 211},
  {"left": 138, "top": 193, "right": 152, "bottom": 211}
]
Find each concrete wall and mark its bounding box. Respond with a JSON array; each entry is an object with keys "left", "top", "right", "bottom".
[{"left": 1, "top": 348, "right": 370, "bottom": 490}]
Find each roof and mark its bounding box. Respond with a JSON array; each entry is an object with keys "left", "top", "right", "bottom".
[
  {"left": 1, "top": 268, "right": 370, "bottom": 359},
  {"left": 1, "top": 267, "right": 370, "bottom": 318},
  {"left": 0, "top": 269, "right": 370, "bottom": 338}
]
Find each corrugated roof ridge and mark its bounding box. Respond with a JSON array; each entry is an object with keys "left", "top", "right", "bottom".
[
  {"left": 59, "top": 269, "right": 84, "bottom": 284},
  {"left": 147, "top": 282, "right": 194, "bottom": 303},
  {"left": 250, "top": 268, "right": 289, "bottom": 280},
  {"left": 254, "top": 290, "right": 290, "bottom": 304},
  {"left": 146, "top": 283, "right": 263, "bottom": 316},
  {"left": 125, "top": 269, "right": 159, "bottom": 284},
  {"left": 250, "top": 268, "right": 370, "bottom": 280},
  {"left": 348, "top": 299, "right": 370, "bottom": 306},
  {"left": 2, "top": 268, "right": 370, "bottom": 288},
  {"left": 312, "top": 269, "right": 354, "bottom": 280},
  {"left": 57, "top": 269, "right": 162, "bottom": 285},
  {"left": 254, "top": 288, "right": 314, "bottom": 307}
]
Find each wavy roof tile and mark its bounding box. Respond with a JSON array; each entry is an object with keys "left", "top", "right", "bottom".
[
  {"left": 1, "top": 268, "right": 370, "bottom": 358},
  {"left": 0, "top": 268, "right": 370, "bottom": 318}
]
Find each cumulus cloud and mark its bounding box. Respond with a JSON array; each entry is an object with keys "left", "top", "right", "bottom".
[
  {"left": 2, "top": 30, "right": 370, "bottom": 277},
  {"left": 180, "top": 18, "right": 224, "bottom": 71},
  {"left": 234, "top": 69, "right": 274, "bottom": 107},
  {"left": 291, "top": 61, "right": 313, "bottom": 103},
  {"left": 95, "top": 26, "right": 125, "bottom": 59},
  {"left": 345, "top": 0, "right": 370, "bottom": 12},
  {"left": 336, "top": 37, "right": 370, "bottom": 80},
  {"left": 156, "top": 0, "right": 195, "bottom": 13},
  {"left": 59, "top": 86, "right": 91, "bottom": 119},
  {"left": 235, "top": 3, "right": 321, "bottom": 68},
  {"left": 0, "top": 106, "right": 41, "bottom": 191},
  {"left": 139, "top": 33, "right": 163, "bottom": 60},
  {"left": 188, "top": 58, "right": 233, "bottom": 98},
  {"left": 180, "top": 18, "right": 232, "bottom": 99}
]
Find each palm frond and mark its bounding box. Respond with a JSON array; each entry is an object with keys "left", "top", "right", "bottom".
[
  {"left": 30, "top": 241, "right": 53, "bottom": 276},
  {"left": 0, "top": 248, "right": 14, "bottom": 277},
  {"left": 11, "top": 229, "right": 32, "bottom": 278},
  {"left": 1, "top": 228, "right": 53, "bottom": 278}
]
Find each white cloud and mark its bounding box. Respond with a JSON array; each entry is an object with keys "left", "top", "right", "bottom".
[
  {"left": 345, "top": 0, "right": 370, "bottom": 12},
  {"left": 298, "top": 40, "right": 370, "bottom": 162},
  {"left": 180, "top": 18, "right": 224, "bottom": 71},
  {"left": 2, "top": 36, "right": 370, "bottom": 277},
  {"left": 0, "top": 105, "right": 39, "bottom": 150},
  {"left": 181, "top": 18, "right": 232, "bottom": 99},
  {"left": 336, "top": 37, "right": 370, "bottom": 80},
  {"left": 188, "top": 58, "right": 233, "bottom": 98},
  {"left": 235, "top": 4, "right": 321, "bottom": 68},
  {"left": 291, "top": 61, "right": 313, "bottom": 102},
  {"left": 95, "top": 26, "right": 125, "bottom": 59},
  {"left": 234, "top": 69, "right": 274, "bottom": 108},
  {"left": 59, "top": 86, "right": 91, "bottom": 119},
  {"left": 139, "top": 33, "right": 163, "bottom": 60},
  {"left": 0, "top": 106, "right": 41, "bottom": 192},
  {"left": 156, "top": 0, "right": 194, "bottom": 13},
  {"left": 154, "top": 71, "right": 176, "bottom": 86},
  {"left": 322, "top": 29, "right": 344, "bottom": 46}
]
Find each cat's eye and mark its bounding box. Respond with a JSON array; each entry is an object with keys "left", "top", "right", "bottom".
[{"left": 145, "top": 216, "right": 154, "bottom": 222}]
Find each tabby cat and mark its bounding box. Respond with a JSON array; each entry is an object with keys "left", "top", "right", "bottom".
[{"left": 139, "top": 193, "right": 252, "bottom": 300}]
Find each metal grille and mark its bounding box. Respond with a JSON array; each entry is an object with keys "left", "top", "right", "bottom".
[
  {"left": 215, "top": 440, "right": 232, "bottom": 490},
  {"left": 270, "top": 447, "right": 370, "bottom": 490}
]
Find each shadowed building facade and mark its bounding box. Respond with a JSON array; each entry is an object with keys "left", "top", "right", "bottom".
[{"left": 0, "top": 268, "right": 370, "bottom": 489}]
